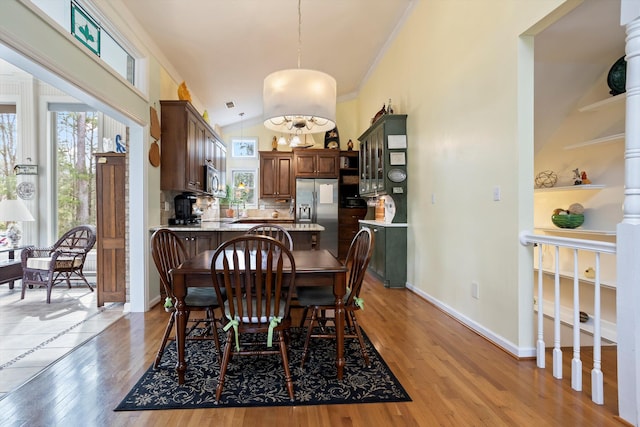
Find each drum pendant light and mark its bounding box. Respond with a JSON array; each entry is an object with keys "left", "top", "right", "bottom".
[{"left": 263, "top": 0, "right": 336, "bottom": 135}]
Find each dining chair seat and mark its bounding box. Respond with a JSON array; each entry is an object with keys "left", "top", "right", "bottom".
[
  {"left": 296, "top": 286, "right": 351, "bottom": 307},
  {"left": 184, "top": 287, "right": 221, "bottom": 307}
]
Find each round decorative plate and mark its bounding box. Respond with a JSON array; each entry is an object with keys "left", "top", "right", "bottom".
[
  {"left": 607, "top": 56, "right": 626, "bottom": 96},
  {"left": 17, "top": 181, "right": 35, "bottom": 200},
  {"left": 387, "top": 168, "right": 407, "bottom": 183}
]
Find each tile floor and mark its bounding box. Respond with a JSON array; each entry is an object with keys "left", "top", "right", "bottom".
[{"left": 0, "top": 280, "right": 125, "bottom": 399}]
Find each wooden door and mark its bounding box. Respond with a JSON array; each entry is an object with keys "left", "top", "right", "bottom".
[{"left": 95, "top": 153, "right": 126, "bottom": 306}]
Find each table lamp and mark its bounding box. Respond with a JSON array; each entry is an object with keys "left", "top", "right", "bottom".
[{"left": 0, "top": 199, "right": 35, "bottom": 248}]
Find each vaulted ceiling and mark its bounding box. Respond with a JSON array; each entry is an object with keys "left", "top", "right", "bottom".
[{"left": 118, "top": 0, "right": 415, "bottom": 130}]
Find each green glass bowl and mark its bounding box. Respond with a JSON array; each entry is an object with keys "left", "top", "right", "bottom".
[{"left": 551, "top": 214, "right": 584, "bottom": 229}]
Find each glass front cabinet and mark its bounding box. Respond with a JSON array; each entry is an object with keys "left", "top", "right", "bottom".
[{"left": 358, "top": 114, "right": 407, "bottom": 197}]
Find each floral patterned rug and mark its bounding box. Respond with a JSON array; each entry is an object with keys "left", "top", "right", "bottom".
[{"left": 115, "top": 328, "right": 410, "bottom": 410}]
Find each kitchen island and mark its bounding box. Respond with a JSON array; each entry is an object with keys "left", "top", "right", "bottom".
[{"left": 150, "top": 222, "right": 324, "bottom": 257}]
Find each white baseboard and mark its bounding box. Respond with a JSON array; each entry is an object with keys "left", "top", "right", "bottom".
[
  {"left": 148, "top": 294, "right": 161, "bottom": 310},
  {"left": 405, "top": 282, "right": 536, "bottom": 359}
]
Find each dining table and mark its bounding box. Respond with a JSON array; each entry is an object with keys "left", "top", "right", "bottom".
[{"left": 170, "top": 248, "right": 348, "bottom": 384}]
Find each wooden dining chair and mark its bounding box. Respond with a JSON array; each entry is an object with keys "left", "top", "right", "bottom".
[
  {"left": 246, "top": 224, "right": 294, "bottom": 250},
  {"left": 298, "top": 227, "right": 373, "bottom": 368},
  {"left": 210, "top": 235, "right": 296, "bottom": 402},
  {"left": 150, "top": 228, "right": 223, "bottom": 368}
]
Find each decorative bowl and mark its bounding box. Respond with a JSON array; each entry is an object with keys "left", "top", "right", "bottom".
[{"left": 551, "top": 214, "right": 584, "bottom": 229}]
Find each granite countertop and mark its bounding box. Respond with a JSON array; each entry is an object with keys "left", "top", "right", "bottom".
[{"left": 150, "top": 222, "right": 325, "bottom": 232}]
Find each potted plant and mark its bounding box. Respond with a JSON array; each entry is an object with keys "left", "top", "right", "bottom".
[{"left": 219, "top": 184, "right": 236, "bottom": 218}]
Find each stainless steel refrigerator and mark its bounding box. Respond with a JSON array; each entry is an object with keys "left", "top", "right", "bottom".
[{"left": 295, "top": 178, "right": 339, "bottom": 257}]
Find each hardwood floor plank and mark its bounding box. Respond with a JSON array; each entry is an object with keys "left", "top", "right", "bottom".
[{"left": 0, "top": 272, "right": 623, "bottom": 426}]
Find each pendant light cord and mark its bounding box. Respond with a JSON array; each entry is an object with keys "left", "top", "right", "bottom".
[{"left": 297, "top": 0, "right": 302, "bottom": 69}]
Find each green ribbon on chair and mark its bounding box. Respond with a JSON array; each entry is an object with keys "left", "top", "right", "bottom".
[
  {"left": 164, "top": 297, "right": 173, "bottom": 309},
  {"left": 267, "top": 316, "right": 282, "bottom": 347},
  {"left": 223, "top": 315, "right": 240, "bottom": 351},
  {"left": 354, "top": 297, "right": 364, "bottom": 310}
]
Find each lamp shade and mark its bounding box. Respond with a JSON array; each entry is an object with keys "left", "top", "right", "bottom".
[
  {"left": 263, "top": 68, "right": 336, "bottom": 134},
  {"left": 0, "top": 199, "right": 35, "bottom": 222}
]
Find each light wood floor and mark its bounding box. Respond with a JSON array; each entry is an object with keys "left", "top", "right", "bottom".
[{"left": 0, "top": 273, "right": 623, "bottom": 426}]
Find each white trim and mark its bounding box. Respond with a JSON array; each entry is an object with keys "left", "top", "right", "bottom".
[{"left": 405, "top": 282, "right": 536, "bottom": 359}]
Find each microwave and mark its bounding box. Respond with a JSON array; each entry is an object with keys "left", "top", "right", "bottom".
[{"left": 204, "top": 164, "right": 225, "bottom": 197}]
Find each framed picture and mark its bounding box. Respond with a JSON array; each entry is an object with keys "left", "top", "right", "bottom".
[
  {"left": 232, "top": 137, "right": 258, "bottom": 158},
  {"left": 389, "top": 152, "right": 406, "bottom": 166},
  {"left": 71, "top": 3, "right": 101, "bottom": 56}
]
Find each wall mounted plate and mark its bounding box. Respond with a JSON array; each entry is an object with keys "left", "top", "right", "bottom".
[
  {"left": 387, "top": 168, "right": 407, "bottom": 183},
  {"left": 17, "top": 181, "right": 35, "bottom": 200}
]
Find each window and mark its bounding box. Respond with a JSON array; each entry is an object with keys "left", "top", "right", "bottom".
[
  {"left": 0, "top": 104, "right": 17, "bottom": 202},
  {"left": 51, "top": 107, "right": 99, "bottom": 235},
  {"left": 231, "top": 169, "right": 257, "bottom": 207}
]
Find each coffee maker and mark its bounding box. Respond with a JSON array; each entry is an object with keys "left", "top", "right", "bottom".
[{"left": 170, "top": 193, "right": 200, "bottom": 225}]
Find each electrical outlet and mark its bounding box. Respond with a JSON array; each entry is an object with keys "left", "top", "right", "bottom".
[
  {"left": 431, "top": 193, "right": 436, "bottom": 204},
  {"left": 471, "top": 281, "right": 480, "bottom": 299}
]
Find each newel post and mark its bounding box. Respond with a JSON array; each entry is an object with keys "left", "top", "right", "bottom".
[{"left": 617, "top": 1, "right": 640, "bottom": 425}]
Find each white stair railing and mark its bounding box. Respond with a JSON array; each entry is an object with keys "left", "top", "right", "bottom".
[{"left": 520, "top": 231, "right": 616, "bottom": 405}]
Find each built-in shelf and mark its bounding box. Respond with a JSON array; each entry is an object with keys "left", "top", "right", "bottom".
[
  {"left": 535, "top": 227, "right": 616, "bottom": 236},
  {"left": 533, "top": 267, "right": 616, "bottom": 289},
  {"left": 563, "top": 133, "right": 624, "bottom": 150},
  {"left": 534, "top": 299, "right": 617, "bottom": 343},
  {"left": 578, "top": 93, "right": 626, "bottom": 113},
  {"left": 534, "top": 184, "right": 605, "bottom": 193}
]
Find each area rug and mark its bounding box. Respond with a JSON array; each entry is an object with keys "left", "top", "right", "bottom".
[{"left": 115, "top": 328, "right": 411, "bottom": 410}]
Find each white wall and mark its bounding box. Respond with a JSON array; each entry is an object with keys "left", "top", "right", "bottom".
[{"left": 355, "top": 0, "right": 566, "bottom": 353}]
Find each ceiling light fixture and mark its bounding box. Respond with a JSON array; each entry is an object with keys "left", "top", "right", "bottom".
[{"left": 263, "top": 0, "right": 336, "bottom": 135}]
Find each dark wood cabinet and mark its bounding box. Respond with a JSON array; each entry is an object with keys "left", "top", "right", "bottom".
[
  {"left": 293, "top": 148, "right": 339, "bottom": 178},
  {"left": 160, "top": 100, "right": 225, "bottom": 193},
  {"left": 173, "top": 231, "right": 219, "bottom": 259},
  {"left": 337, "top": 151, "right": 367, "bottom": 260},
  {"left": 95, "top": 153, "right": 126, "bottom": 306},
  {"left": 338, "top": 207, "right": 367, "bottom": 259},
  {"left": 259, "top": 151, "right": 294, "bottom": 198}
]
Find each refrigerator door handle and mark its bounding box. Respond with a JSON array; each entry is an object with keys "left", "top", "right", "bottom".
[{"left": 312, "top": 191, "right": 317, "bottom": 223}]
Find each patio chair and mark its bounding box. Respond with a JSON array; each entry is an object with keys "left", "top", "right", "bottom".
[
  {"left": 210, "top": 234, "right": 296, "bottom": 402},
  {"left": 298, "top": 227, "right": 373, "bottom": 368},
  {"left": 21, "top": 225, "right": 97, "bottom": 304},
  {"left": 150, "top": 228, "right": 223, "bottom": 368}
]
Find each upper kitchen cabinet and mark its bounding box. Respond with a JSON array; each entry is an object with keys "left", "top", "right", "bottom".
[
  {"left": 358, "top": 115, "right": 407, "bottom": 198},
  {"left": 259, "top": 151, "right": 294, "bottom": 199},
  {"left": 294, "top": 148, "right": 339, "bottom": 178},
  {"left": 160, "top": 100, "right": 225, "bottom": 193}
]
